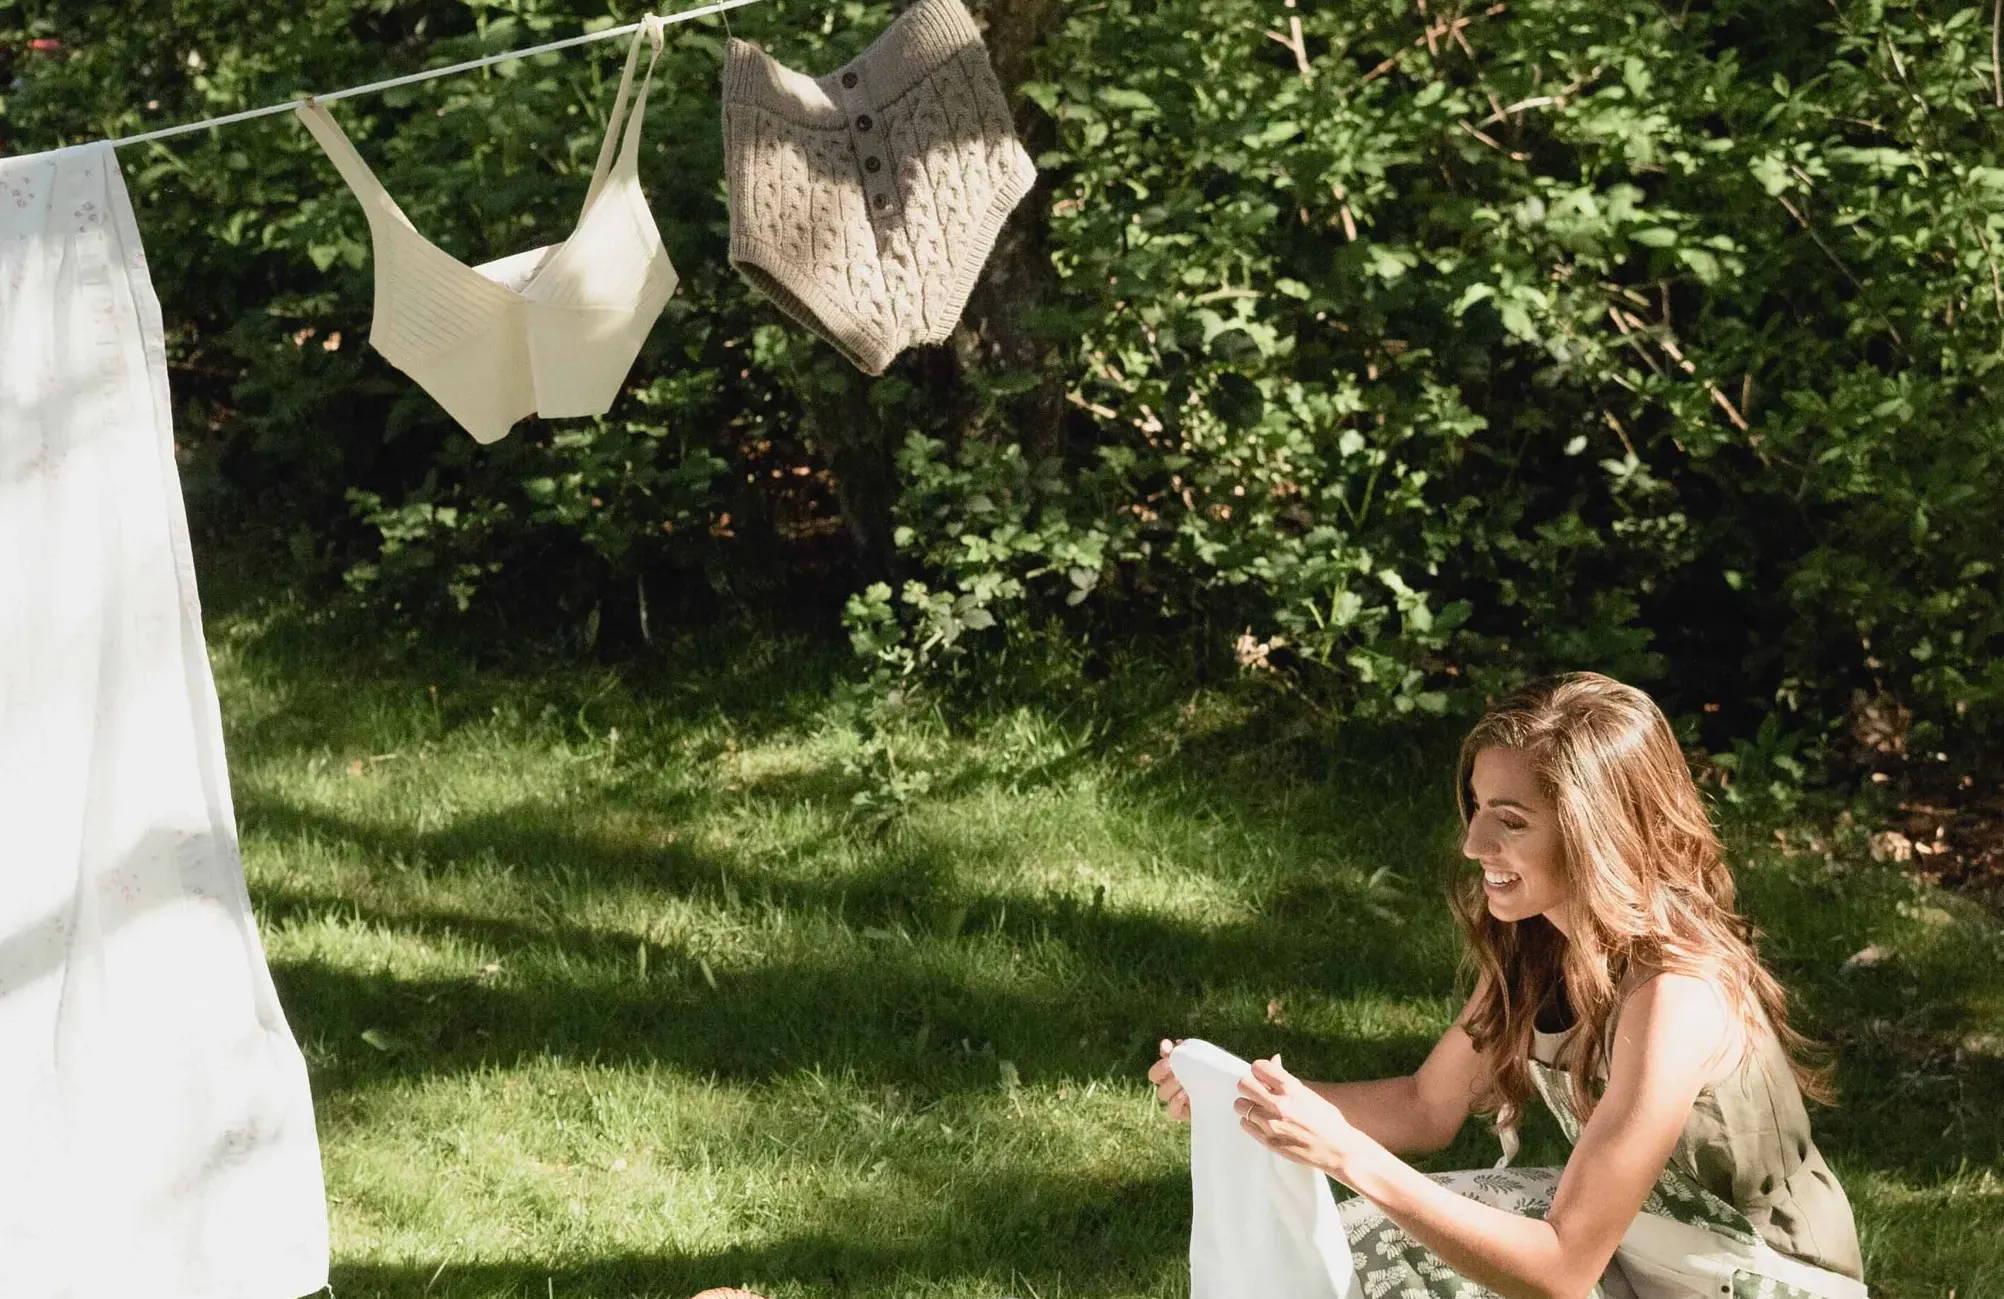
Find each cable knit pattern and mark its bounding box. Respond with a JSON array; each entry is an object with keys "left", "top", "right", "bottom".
[{"left": 722, "top": 0, "right": 1038, "bottom": 374}]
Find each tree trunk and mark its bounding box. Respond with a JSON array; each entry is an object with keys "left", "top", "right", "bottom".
[
  {"left": 812, "top": 367, "right": 902, "bottom": 583},
  {"left": 956, "top": 0, "right": 1067, "bottom": 461}
]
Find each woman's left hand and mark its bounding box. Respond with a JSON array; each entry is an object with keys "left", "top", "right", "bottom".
[{"left": 1234, "top": 1055, "right": 1368, "bottom": 1179}]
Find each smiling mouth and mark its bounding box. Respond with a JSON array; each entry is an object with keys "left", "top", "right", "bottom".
[{"left": 1481, "top": 870, "right": 1521, "bottom": 893}]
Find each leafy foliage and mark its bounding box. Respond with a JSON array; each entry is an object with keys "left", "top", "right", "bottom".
[{"left": 2, "top": 0, "right": 2001, "bottom": 763}]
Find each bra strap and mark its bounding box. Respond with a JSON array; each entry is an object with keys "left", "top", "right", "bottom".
[
  {"left": 293, "top": 98, "right": 413, "bottom": 229},
  {"left": 581, "top": 15, "right": 666, "bottom": 208}
]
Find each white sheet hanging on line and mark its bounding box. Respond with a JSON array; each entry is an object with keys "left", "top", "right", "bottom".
[{"left": 0, "top": 141, "right": 328, "bottom": 1298}]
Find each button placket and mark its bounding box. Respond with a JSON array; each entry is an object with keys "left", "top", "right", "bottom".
[{"left": 835, "top": 65, "right": 894, "bottom": 223}]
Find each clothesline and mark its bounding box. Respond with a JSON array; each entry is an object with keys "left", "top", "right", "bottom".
[{"left": 102, "top": 0, "right": 768, "bottom": 150}]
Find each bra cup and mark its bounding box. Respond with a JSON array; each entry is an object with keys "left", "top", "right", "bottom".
[
  {"left": 382, "top": 311, "right": 534, "bottom": 444},
  {"left": 533, "top": 182, "right": 664, "bottom": 303},
  {"left": 472, "top": 242, "right": 564, "bottom": 295},
  {"left": 526, "top": 265, "right": 676, "bottom": 418}
]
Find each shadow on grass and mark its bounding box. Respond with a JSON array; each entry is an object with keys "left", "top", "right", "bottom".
[
  {"left": 203, "top": 560, "right": 850, "bottom": 777},
  {"left": 249, "top": 797, "right": 1461, "bottom": 1103},
  {"left": 211, "top": 581, "right": 1490, "bottom": 1154},
  {"left": 326, "top": 1167, "right": 1186, "bottom": 1298},
  {"left": 247, "top": 793, "right": 2004, "bottom": 1187},
  {"left": 204, "top": 571, "right": 2004, "bottom": 1259}
]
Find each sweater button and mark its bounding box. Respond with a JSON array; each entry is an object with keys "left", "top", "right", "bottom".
[
  {"left": 863, "top": 156, "right": 882, "bottom": 173},
  {"left": 873, "top": 193, "right": 890, "bottom": 211},
  {"left": 841, "top": 71, "right": 858, "bottom": 88},
  {"left": 854, "top": 113, "right": 873, "bottom": 132}
]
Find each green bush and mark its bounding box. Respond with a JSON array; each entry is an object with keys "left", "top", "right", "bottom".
[
  {"left": 853, "top": 0, "right": 2004, "bottom": 759},
  {"left": 3, "top": 0, "right": 2000, "bottom": 763}
]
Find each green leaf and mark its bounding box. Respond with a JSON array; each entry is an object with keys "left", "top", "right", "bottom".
[
  {"left": 1100, "top": 87, "right": 1159, "bottom": 117},
  {"left": 1018, "top": 81, "right": 1060, "bottom": 113},
  {"left": 1243, "top": 120, "right": 1302, "bottom": 148},
  {"left": 1622, "top": 56, "right": 1653, "bottom": 98},
  {"left": 1828, "top": 146, "right": 1918, "bottom": 174},
  {"left": 1750, "top": 153, "right": 1791, "bottom": 197},
  {"left": 1366, "top": 245, "right": 1418, "bottom": 281},
  {"left": 1676, "top": 247, "right": 1721, "bottom": 283},
  {"left": 1451, "top": 283, "right": 1496, "bottom": 316}
]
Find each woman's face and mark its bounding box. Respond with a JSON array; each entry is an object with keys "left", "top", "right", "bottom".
[{"left": 1462, "top": 746, "right": 1573, "bottom": 934}]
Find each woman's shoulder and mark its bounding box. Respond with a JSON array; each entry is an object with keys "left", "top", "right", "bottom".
[
  {"left": 1617, "top": 955, "right": 1739, "bottom": 1007},
  {"left": 1614, "top": 962, "right": 1747, "bottom": 1086}
]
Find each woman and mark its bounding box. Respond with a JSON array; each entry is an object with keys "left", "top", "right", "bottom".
[{"left": 1147, "top": 673, "right": 1867, "bottom": 1298}]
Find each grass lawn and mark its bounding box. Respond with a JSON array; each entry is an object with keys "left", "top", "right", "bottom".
[{"left": 203, "top": 568, "right": 2004, "bottom": 1298}]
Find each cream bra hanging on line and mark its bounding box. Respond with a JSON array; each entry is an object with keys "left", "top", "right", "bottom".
[{"left": 294, "top": 16, "right": 679, "bottom": 444}]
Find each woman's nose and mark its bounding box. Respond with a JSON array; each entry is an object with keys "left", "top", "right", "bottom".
[{"left": 1462, "top": 820, "right": 1493, "bottom": 860}]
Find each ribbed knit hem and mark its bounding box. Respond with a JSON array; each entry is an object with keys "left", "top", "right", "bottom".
[
  {"left": 722, "top": 0, "right": 986, "bottom": 124},
  {"left": 730, "top": 233, "right": 899, "bottom": 375}
]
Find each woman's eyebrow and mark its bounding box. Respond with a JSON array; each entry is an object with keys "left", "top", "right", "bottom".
[{"left": 1483, "top": 797, "right": 1532, "bottom": 811}]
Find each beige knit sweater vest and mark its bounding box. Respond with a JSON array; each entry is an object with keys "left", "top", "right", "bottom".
[{"left": 722, "top": 0, "right": 1037, "bottom": 374}]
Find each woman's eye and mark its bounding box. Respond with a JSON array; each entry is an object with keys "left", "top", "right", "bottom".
[{"left": 1498, "top": 818, "right": 1526, "bottom": 832}]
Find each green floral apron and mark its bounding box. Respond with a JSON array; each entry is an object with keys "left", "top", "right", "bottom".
[{"left": 1334, "top": 1058, "right": 1869, "bottom": 1299}]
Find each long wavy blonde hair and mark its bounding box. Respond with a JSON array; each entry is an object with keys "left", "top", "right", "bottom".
[{"left": 1450, "top": 672, "right": 1833, "bottom": 1137}]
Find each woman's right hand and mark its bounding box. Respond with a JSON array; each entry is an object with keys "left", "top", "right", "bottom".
[{"left": 1148, "top": 1038, "right": 1191, "bottom": 1121}]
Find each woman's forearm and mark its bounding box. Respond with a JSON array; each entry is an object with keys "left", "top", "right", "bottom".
[
  {"left": 1337, "top": 1142, "right": 1591, "bottom": 1299},
  {"left": 1302, "top": 1075, "right": 1449, "bottom": 1156}
]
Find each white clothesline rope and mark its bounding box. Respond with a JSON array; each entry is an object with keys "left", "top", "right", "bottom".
[{"left": 103, "top": 0, "right": 767, "bottom": 150}]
